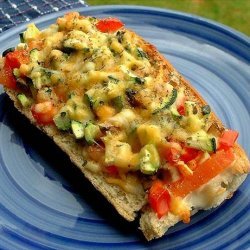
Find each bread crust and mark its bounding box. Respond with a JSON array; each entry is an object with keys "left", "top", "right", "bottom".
[{"left": 2, "top": 17, "right": 249, "bottom": 241}]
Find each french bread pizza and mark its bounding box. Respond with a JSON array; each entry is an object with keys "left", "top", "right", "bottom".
[{"left": 0, "top": 12, "right": 249, "bottom": 241}]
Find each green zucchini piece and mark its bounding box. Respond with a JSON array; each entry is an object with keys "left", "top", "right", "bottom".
[
  {"left": 71, "top": 120, "right": 85, "bottom": 139},
  {"left": 84, "top": 88, "right": 106, "bottom": 110},
  {"left": 17, "top": 93, "right": 32, "bottom": 108},
  {"left": 84, "top": 122, "right": 101, "bottom": 145},
  {"left": 132, "top": 76, "right": 145, "bottom": 85},
  {"left": 153, "top": 88, "right": 178, "bottom": 114},
  {"left": 136, "top": 47, "right": 148, "bottom": 59},
  {"left": 202, "top": 105, "right": 211, "bottom": 115},
  {"left": 54, "top": 111, "right": 71, "bottom": 131},
  {"left": 139, "top": 144, "right": 160, "bottom": 175},
  {"left": 170, "top": 106, "right": 182, "bottom": 119},
  {"left": 108, "top": 75, "right": 119, "bottom": 84},
  {"left": 31, "top": 67, "right": 64, "bottom": 89},
  {"left": 29, "top": 49, "right": 40, "bottom": 63},
  {"left": 184, "top": 101, "right": 197, "bottom": 116},
  {"left": 186, "top": 132, "right": 217, "bottom": 152},
  {"left": 111, "top": 96, "right": 124, "bottom": 111}
]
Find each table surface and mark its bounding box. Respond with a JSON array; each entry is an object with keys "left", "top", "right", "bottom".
[{"left": 0, "top": 0, "right": 88, "bottom": 33}]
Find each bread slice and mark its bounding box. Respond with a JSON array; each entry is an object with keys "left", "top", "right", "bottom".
[
  {"left": 1, "top": 13, "right": 249, "bottom": 240},
  {"left": 5, "top": 87, "right": 146, "bottom": 222}
]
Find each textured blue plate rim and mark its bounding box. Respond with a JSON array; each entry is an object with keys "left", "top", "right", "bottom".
[{"left": 0, "top": 5, "right": 249, "bottom": 48}]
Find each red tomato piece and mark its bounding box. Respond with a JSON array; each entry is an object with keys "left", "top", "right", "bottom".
[
  {"left": 0, "top": 64, "right": 17, "bottom": 89},
  {"left": 31, "top": 102, "right": 57, "bottom": 125},
  {"left": 96, "top": 18, "right": 124, "bottom": 33},
  {"left": 148, "top": 180, "right": 171, "bottom": 218},
  {"left": 5, "top": 50, "right": 29, "bottom": 69},
  {"left": 177, "top": 105, "right": 185, "bottom": 116},
  {"left": 163, "top": 147, "right": 181, "bottom": 163},
  {"left": 180, "top": 147, "right": 200, "bottom": 163},
  {"left": 168, "top": 148, "right": 235, "bottom": 197},
  {"left": 0, "top": 50, "right": 29, "bottom": 89},
  {"left": 219, "top": 130, "right": 239, "bottom": 150},
  {"left": 176, "top": 96, "right": 186, "bottom": 116}
]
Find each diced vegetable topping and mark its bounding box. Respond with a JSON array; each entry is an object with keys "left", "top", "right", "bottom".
[
  {"left": 0, "top": 13, "right": 242, "bottom": 220},
  {"left": 96, "top": 18, "right": 124, "bottom": 33},
  {"left": 31, "top": 102, "right": 57, "bottom": 125},
  {"left": 149, "top": 180, "right": 171, "bottom": 218},
  {"left": 17, "top": 93, "right": 32, "bottom": 108},
  {"left": 167, "top": 148, "right": 235, "bottom": 197},
  {"left": 219, "top": 130, "right": 239, "bottom": 150}
]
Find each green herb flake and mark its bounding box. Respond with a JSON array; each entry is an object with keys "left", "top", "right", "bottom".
[{"left": 137, "top": 47, "right": 148, "bottom": 59}]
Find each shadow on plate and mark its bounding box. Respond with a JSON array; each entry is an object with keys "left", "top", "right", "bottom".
[{"left": 1, "top": 94, "right": 147, "bottom": 241}]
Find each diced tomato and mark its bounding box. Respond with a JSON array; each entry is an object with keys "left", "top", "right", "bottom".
[
  {"left": 159, "top": 143, "right": 181, "bottom": 163},
  {"left": 5, "top": 50, "right": 29, "bottom": 69},
  {"left": 104, "top": 165, "right": 119, "bottom": 176},
  {"left": 96, "top": 18, "right": 124, "bottom": 33},
  {"left": 165, "top": 147, "right": 181, "bottom": 163},
  {"left": 149, "top": 180, "right": 171, "bottom": 218},
  {"left": 180, "top": 147, "right": 200, "bottom": 163},
  {"left": 31, "top": 101, "right": 58, "bottom": 125},
  {"left": 0, "top": 49, "right": 30, "bottom": 89},
  {"left": 219, "top": 130, "right": 239, "bottom": 150},
  {"left": 167, "top": 148, "right": 235, "bottom": 197},
  {"left": 0, "top": 63, "right": 17, "bottom": 89},
  {"left": 176, "top": 95, "right": 186, "bottom": 116},
  {"left": 177, "top": 105, "right": 185, "bottom": 116}
]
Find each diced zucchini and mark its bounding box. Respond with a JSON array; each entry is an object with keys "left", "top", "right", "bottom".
[
  {"left": 170, "top": 106, "right": 182, "bottom": 119},
  {"left": 53, "top": 111, "right": 71, "bottom": 131},
  {"left": 17, "top": 93, "right": 32, "bottom": 108},
  {"left": 120, "top": 65, "right": 145, "bottom": 85},
  {"left": 153, "top": 88, "right": 178, "bottom": 114},
  {"left": 23, "top": 23, "right": 40, "bottom": 42},
  {"left": 139, "top": 144, "right": 160, "bottom": 175},
  {"left": 71, "top": 120, "right": 85, "bottom": 139},
  {"left": 132, "top": 76, "right": 145, "bottom": 85},
  {"left": 85, "top": 88, "right": 107, "bottom": 110},
  {"left": 30, "top": 67, "right": 64, "bottom": 89},
  {"left": 63, "top": 38, "right": 87, "bottom": 51},
  {"left": 136, "top": 47, "right": 148, "bottom": 59},
  {"left": 187, "top": 131, "right": 217, "bottom": 152},
  {"left": 110, "top": 96, "right": 124, "bottom": 112},
  {"left": 84, "top": 122, "right": 101, "bottom": 145},
  {"left": 108, "top": 75, "right": 119, "bottom": 84},
  {"left": 202, "top": 105, "right": 211, "bottom": 115},
  {"left": 185, "top": 101, "right": 198, "bottom": 116},
  {"left": 29, "top": 49, "right": 40, "bottom": 63},
  {"left": 84, "top": 93, "right": 93, "bottom": 109}
]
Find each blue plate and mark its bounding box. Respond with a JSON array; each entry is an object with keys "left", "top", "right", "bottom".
[{"left": 0, "top": 5, "right": 249, "bottom": 250}]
